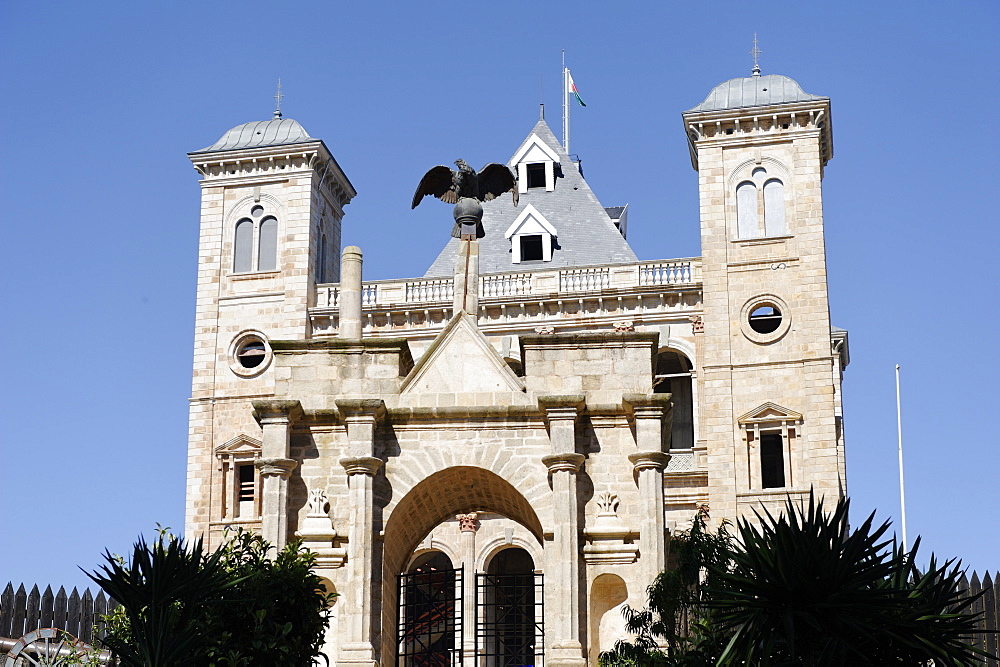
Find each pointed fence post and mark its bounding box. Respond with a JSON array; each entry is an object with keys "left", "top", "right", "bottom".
[
  {"left": 81, "top": 588, "right": 94, "bottom": 642},
  {"left": 12, "top": 584, "right": 27, "bottom": 638},
  {"left": 983, "top": 572, "right": 997, "bottom": 666},
  {"left": 94, "top": 591, "right": 109, "bottom": 640},
  {"left": 54, "top": 586, "right": 67, "bottom": 632},
  {"left": 25, "top": 585, "right": 40, "bottom": 634},
  {"left": 1, "top": 582, "right": 14, "bottom": 638},
  {"left": 40, "top": 585, "right": 54, "bottom": 628},
  {"left": 67, "top": 587, "right": 80, "bottom": 638}
]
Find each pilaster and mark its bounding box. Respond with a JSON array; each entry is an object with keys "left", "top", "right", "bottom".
[{"left": 251, "top": 399, "right": 302, "bottom": 549}]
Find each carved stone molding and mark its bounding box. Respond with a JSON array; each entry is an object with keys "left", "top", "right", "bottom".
[
  {"left": 255, "top": 457, "right": 297, "bottom": 478},
  {"left": 251, "top": 399, "right": 303, "bottom": 426},
  {"left": 456, "top": 513, "right": 480, "bottom": 533},
  {"left": 339, "top": 456, "right": 383, "bottom": 476},
  {"left": 628, "top": 451, "right": 672, "bottom": 472},
  {"left": 541, "top": 452, "right": 585, "bottom": 473}
]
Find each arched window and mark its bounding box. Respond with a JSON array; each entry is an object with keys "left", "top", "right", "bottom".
[
  {"left": 736, "top": 182, "right": 759, "bottom": 239},
  {"left": 316, "top": 233, "right": 328, "bottom": 283},
  {"left": 232, "top": 210, "right": 280, "bottom": 273},
  {"left": 398, "top": 551, "right": 459, "bottom": 665},
  {"left": 763, "top": 179, "right": 786, "bottom": 236},
  {"left": 483, "top": 548, "right": 541, "bottom": 666},
  {"left": 654, "top": 349, "right": 695, "bottom": 449},
  {"left": 233, "top": 219, "right": 254, "bottom": 273},
  {"left": 257, "top": 217, "right": 278, "bottom": 272}
]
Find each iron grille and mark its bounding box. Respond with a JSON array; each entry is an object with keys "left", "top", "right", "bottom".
[
  {"left": 397, "top": 566, "right": 463, "bottom": 666},
  {"left": 476, "top": 572, "right": 544, "bottom": 666}
]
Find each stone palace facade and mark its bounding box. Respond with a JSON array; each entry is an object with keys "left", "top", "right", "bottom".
[{"left": 184, "top": 68, "right": 849, "bottom": 666}]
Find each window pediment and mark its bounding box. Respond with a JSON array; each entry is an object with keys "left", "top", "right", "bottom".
[
  {"left": 504, "top": 205, "right": 556, "bottom": 239},
  {"left": 508, "top": 134, "right": 561, "bottom": 167},
  {"left": 215, "top": 434, "right": 263, "bottom": 455},
  {"left": 738, "top": 402, "right": 802, "bottom": 425}
]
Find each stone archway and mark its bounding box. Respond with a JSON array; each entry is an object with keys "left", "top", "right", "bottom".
[{"left": 381, "top": 466, "right": 545, "bottom": 663}]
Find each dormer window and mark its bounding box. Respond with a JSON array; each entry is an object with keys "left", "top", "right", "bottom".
[
  {"left": 526, "top": 163, "right": 546, "bottom": 189},
  {"left": 510, "top": 133, "right": 561, "bottom": 194},
  {"left": 505, "top": 205, "right": 556, "bottom": 264}
]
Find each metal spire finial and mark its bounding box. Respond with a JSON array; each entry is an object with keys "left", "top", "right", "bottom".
[
  {"left": 751, "top": 34, "right": 762, "bottom": 76},
  {"left": 273, "top": 79, "right": 284, "bottom": 119}
]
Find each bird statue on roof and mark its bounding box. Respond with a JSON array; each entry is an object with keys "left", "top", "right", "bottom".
[{"left": 412, "top": 159, "right": 519, "bottom": 239}]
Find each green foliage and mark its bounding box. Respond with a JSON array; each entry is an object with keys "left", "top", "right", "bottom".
[
  {"left": 600, "top": 494, "right": 992, "bottom": 667},
  {"left": 601, "top": 508, "right": 734, "bottom": 666},
  {"left": 708, "top": 492, "right": 990, "bottom": 666},
  {"left": 89, "top": 528, "right": 334, "bottom": 667}
]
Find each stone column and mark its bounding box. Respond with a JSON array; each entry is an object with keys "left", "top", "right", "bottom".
[
  {"left": 453, "top": 197, "right": 482, "bottom": 317},
  {"left": 456, "top": 513, "right": 479, "bottom": 666},
  {"left": 252, "top": 400, "right": 302, "bottom": 549},
  {"left": 340, "top": 245, "right": 363, "bottom": 339},
  {"left": 335, "top": 398, "right": 386, "bottom": 667},
  {"left": 624, "top": 394, "right": 672, "bottom": 585},
  {"left": 539, "top": 395, "right": 587, "bottom": 667}
]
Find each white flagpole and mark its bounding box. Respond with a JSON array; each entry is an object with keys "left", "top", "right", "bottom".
[
  {"left": 895, "top": 363, "right": 908, "bottom": 552},
  {"left": 562, "top": 50, "right": 570, "bottom": 154}
]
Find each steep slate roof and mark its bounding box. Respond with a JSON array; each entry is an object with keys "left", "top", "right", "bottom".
[
  {"left": 424, "top": 119, "right": 637, "bottom": 277},
  {"left": 687, "top": 74, "right": 825, "bottom": 113},
  {"left": 191, "top": 117, "right": 314, "bottom": 153}
]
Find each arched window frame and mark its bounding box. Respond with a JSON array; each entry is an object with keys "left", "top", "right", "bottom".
[
  {"left": 732, "top": 165, "right": 790, "bottom": 240},
  {"left": 231, "top": 208, "right": 280, "bottom": 274}
]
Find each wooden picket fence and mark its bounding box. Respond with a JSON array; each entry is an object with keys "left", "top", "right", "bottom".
[
  {"left": 964, "top": 570, "right": 999, "bottom": 665},
  {"left": 0, "top": 582, "right": 116, "bottom": 645}
]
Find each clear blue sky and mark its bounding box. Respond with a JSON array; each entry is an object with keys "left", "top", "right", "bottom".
[{"left": 1, "top": 0, "right": 997, "bottom": 590}]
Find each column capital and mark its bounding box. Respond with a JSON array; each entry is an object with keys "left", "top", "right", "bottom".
[
  {"left": 542, "top": 452, "right": 585, "bottom": 473},
  {"left": 339, "top": 456, "right": 383, "bottom": 476},
  {"left": 456, "top": 513, "right": 480, "bottom": 532},
  {"left": 538, "top": 395, "right": 586, "bottom": 420},
  {"left": 623, "top": 394, "right": 673, "bottom": 420},
  {"left": 335, "top": 398, "right": 387, "bottom": 424},
  {"left": 255, "top": 457, "right": 297, "bottom": 478},
  {"left": 251, "top": 399, "right": 303, "bottom": 425},
  {"left": 628, "top": 451, "right": 671, "bottom": 472}
]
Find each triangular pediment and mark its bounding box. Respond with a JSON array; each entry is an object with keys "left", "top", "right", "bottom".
[
  {"left": 509, "top": 133, "right": 561, "bottom": 167},
  {"left": 505, "top": 205, "right": 557, "bottom": 239},
  {"left": 401, "top": 313, "right": 525, "bottom": 394},
  {"left": 215, "top": 434, "right": 263, "bottom": 454},
  {"left": 738, "top": 402, "right": 803, "bottom": 424}
]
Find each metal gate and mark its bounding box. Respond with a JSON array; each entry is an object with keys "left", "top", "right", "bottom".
[
  {"left": 397, "top": 566, "right": 463, "bottom": 666},
  {"left": 475, "top": 572, "right": 544, "bottom": 666}
]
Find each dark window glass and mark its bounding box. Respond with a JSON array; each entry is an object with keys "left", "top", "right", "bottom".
[
  {"left": 760, "top": 433, "right": 785, "bottom": 488},
  {"left": 237, "top": 340, "right": 266, "bottom": 368},
  {"left": 520, "top": 235, "right": 544, "bottom": 261},
  {"left": 526, "top": 163, "right": 545, "bottom": 189},
  {"left": 749, "top": 305, "right": 782, "bottom": 334},
  {"left": 238, "top": 464, "right": 255, "bottom": 501}
]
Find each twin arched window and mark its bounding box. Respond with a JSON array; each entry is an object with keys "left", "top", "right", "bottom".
[
  {"left": 736, "top": 168, "right": 786, "bottom": 239},
  {"left": 233, "top": 206, "right": 278, "bottom": 273}
]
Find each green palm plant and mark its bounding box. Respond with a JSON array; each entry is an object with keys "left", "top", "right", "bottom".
[
  {"left": 87, "top": 533, "right": 236, "bottom": 666},
  {"left": 707, "top": 491, "right": 989, "bottom": 666}
]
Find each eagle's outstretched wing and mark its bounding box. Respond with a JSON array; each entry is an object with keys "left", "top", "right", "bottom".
[
  {"left": 411, "top": 166, "right": 457, "bottom": 209},
  {"left": 477, "top": 163, "right": 519, "bottom": 207}
]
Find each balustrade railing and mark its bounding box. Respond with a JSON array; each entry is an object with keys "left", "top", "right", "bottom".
[
  {"left": 639, "top": 261, "right": 693, "bottom": 286},
  {"left": 480, "top": 273, "right": 532, "bottom": 298},
  {"left": 560, "top": 267, "right": 610, "bottom": 292},
  {"left": 405, "top": 278, "right": 454, "bottom": 303}
]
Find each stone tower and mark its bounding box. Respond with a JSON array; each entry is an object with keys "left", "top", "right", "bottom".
[
  {"left": 185, "top": 115, "right": 356, "bottom": 542},
  {"left": 681, "top": 71, "right": 847, "bottom": 524}
]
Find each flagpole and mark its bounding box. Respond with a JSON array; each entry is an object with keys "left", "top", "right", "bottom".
[
  {"left": 562, "top": 50, "right": 569, "bottom": 154},
  {"left": 895, "top": 363, "right": 908, "bottom": 552}
]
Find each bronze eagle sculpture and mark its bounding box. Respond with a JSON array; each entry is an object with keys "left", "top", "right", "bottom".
[{"left": 411, "top": 159, "right": 519, "bottom": 211}]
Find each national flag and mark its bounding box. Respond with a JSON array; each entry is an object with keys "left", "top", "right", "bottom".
[{"left": 567, "top": 70, "right": 586, "bottom": 107}]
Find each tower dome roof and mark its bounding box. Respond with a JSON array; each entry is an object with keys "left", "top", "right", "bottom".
[
  {"left": 686, "top": 74, "right": 824, "bottom": 113},
  {"left": 192, "top": 117, "right": 313, "bottom": 153}
]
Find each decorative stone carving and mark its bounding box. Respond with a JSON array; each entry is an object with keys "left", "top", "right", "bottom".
[
  {"left": 456, "top": 513, "right": 479, "bottom": 532},
  {"left": 689, "top": 314, "right": 704, "bottom": 334},
  {"left": 613, "top": 320, "right": 634, "bottom": 332},
  {"left": 534, "top": 325, "right": 555, "bottom": 334},
  {"left": 584, "top": 489, "right": 638, "bottom": 565},
  {"left": 296, "top": 487, "right": 346, "bottom": 569}
]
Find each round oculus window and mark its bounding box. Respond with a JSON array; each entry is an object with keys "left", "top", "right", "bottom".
[
  {"left": 250, "top": 205, "right": 264, "bottom": 218},
  {"left": 740, "top": 295, "right": 791, "bottom": 344},
  {"left": 229, "top": 332, "right": 272, "bottom": 377}
]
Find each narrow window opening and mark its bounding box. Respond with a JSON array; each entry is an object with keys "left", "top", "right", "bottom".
[
  {"left": 760, "top": 433, "right": 785, "bottom": 488},
  {"left": 233, "top": 219, "right": 254, "bottom": 273},
  {"left": 520, "top": 234, "right": 544, "bottom": 261},
  {"left": 763, "top": 179, "right": 786, "bottom": 236},
  {"left": 526, "top": 163, "right": 546, "bottom": 189},
  {"left": 257, "top": 217, "right": 278, "bottom": 271},
  {"left": 736, "top": 181, "right": 759, "bottom": 238},
  {"left": 749, "top": 305, "right": 782, "bottom": 334},
  {"left": 238, "top": 464, "right": 255, "bottom": 501}
]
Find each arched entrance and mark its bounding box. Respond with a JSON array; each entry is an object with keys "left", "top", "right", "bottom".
[
  {"left": 398, "top": 551, "right": 461, "bottom": 666},
  {"left": 480, "top": 547, "right": 543, "bottom": 666},
  {"left": 382, "top": 466, "right": 545, "bottom": 664}
]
